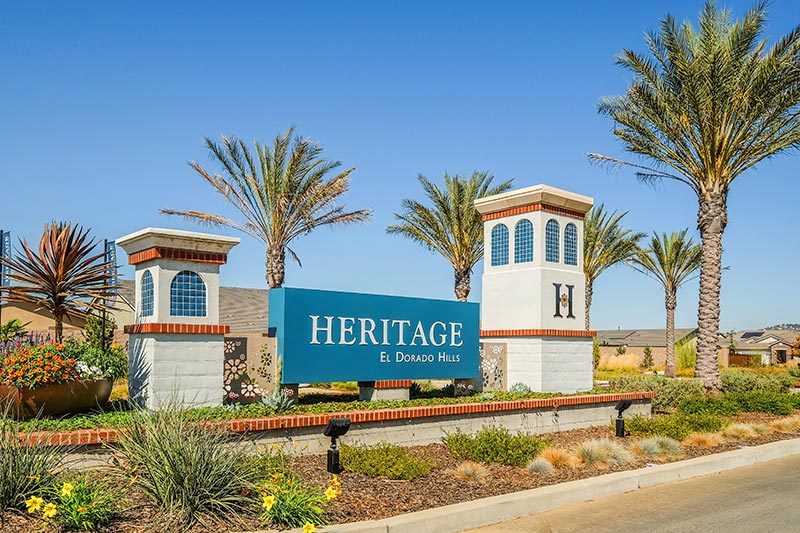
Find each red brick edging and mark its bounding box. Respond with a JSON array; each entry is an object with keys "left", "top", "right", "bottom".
[
  {"left": 481, "top": 203, "right": 586, "bottom": 221},
  {"left": 481, "top": 329, "right": 596, "bottom": 338},
  {"left": 123, "top": 323, "right": 231, "bottom": 335},
  {"left": 18, "top": 392, "right": 654, "bottom": 447}
]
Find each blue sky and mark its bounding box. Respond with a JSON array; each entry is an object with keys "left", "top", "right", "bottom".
[{"left": 1, "top": 1, "right": 798, "bottom": 331}]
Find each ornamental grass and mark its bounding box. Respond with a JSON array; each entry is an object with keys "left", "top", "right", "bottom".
[
  {"left": 682, "top": 432, "right": 725, "bottom": 448},
  {"left": 111, "top": 406, "right": 261, "bottom": 528}
]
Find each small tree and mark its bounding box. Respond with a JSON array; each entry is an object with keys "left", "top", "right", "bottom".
[
  {"left": 615, "top": 345, "right": 627, "bottom": 356},
  {"left": 640, "top": 345, "right": 654, "bottom": 369},
  {"left": 83, "top": 314, "right": 117, "bottom": 351}
]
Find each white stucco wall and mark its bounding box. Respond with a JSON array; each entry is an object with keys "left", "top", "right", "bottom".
[
  {"left": 133, "top": 259, "right": 220, "bottom": 324},
  {"left": 481, "top": 210, "right": 586, "bottom": 331}
]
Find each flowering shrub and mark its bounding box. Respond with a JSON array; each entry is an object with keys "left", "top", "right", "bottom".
[
  {"left": 259, "top": 471, "right": 334, "bottom": 528},
  {"left": 0, "top": 343, "right": 79, "bottom": 389},
  {"left": 26, "top": 478, "right": 118, "bottom": 531}
]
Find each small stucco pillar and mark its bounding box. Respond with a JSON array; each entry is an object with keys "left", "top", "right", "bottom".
[
  {"left": 117, "top": 228, "right": 240, "bottom": 409},
  {"left": 475, "top": 185, "right": 595, "bottom": 393}
]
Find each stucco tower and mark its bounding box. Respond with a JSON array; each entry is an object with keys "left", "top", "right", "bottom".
[
  {"left": 475, "top": 185, "right": 594, "bottom": 393},
  {"left": 117, "top": 228, "right": 240, "bottom": 409}
]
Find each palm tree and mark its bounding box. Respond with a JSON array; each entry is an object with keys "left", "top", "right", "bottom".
[
  {"left": 161, "top": 127, "right": 371, "bottom": 288},
  {"left": 631, "top": 230, "right": 701, "bottom": 378},
  {"left": 583, "top": 205, "right": 645, "bottom": 329},
  {"left": 0, "top": 222, "right": 118, "bottom": 342},
  {"left": 387, "top": 172, "right": 513, "bottom": 301},
  {"left": 590, "top": 2, "right": 800, "bottom": 390}
]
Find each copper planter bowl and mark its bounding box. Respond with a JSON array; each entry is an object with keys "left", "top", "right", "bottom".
[{"left": 0, "top": 379, "right": 113, "bottom": 420}]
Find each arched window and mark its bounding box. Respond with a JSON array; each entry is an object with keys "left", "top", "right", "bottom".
[
  {"left": 490, "top": 224, "right": 509, "bottom": 266},
  {"left": 564, "top": 223, "right": 578, "bottom": 266},
  {"left": 514, "top": 219, "right": 534, "bottom": 263},
  {"left": 140, "top": 270, "right": 154, "bottom": 317},
  {"left": 545, "top": 219, "right": 560, "bottom": 263},
  {"left": 170, "top": 270, "right": 207, "bottom": 317}
]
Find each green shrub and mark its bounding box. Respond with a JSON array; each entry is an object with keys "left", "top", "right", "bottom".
[
  {"left": 726, "top": 391, "right": 793, "bottom": 415},
  {"left": 62, "top": 338, "right": 127, "bottom": 380},
  {"left": 45, "top": 476, "right": 119, "bottom": 531},
  {"left": 0, "top": 418, "right": 63, "bottom": 513},
  {"left": 112, "top": 407, "right": 260, "bottom": 528},
  {"left": 675, "top": 337, "right": 697, "bottom": 369},
  {"left": 259, "top": 475, "right": 331, "bottom": 528},
  {"left": 442, "top": 427, "right": 550, "bottom": 467},
  {"left": 626, "top": 413, "right": 726, "bottom": 441},
  {"left": 341, "top": 443, "right": 435, "bottom": 480},
  {"left": 720, "top": 369, "right": 790, "bottom": 394},
  {"left": 606, "top": 375, "right": 705, "bottom": 412},
  {"left": 678, "top": 395, "right": 742, "bottom": 416},
  {"left": 640, "top": 346, "right": 654, "bottom": 369}
]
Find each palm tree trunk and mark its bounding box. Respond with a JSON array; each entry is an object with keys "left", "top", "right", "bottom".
[
  {"left": 266, "top": 246, "right": 286, "bottom": 288},
  {"left": 454, "top": 269, "right": 471, "bottom": 301},
  {"left": 664, "top": 289, "right": 676, "bottom": 378},
  {"left": 695, "top": 193, "right": 727, "bottom": 391},
  {"left": 585, "top": 279, "right": 593, "bottom": 330}
]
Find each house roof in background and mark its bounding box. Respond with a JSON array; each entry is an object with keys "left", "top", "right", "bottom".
[
  {"left": 117, "top": 280, "right": 268, "bottom": 334},
  {"left": 596, "top": 328, "right": 697, "bottom": 347},
  {"left": 720, "top": 329, "right": 798, "bottom": 351}
]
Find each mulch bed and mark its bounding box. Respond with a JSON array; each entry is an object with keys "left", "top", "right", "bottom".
[{"left": 2, "top": 412, "right": 797, "bottom": 532}]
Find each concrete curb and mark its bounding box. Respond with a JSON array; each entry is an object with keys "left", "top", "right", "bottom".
[{"left": 266, "top": 437, "right": 800, "bottom": 533}]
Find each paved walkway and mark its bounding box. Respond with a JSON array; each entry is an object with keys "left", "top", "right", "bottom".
[{"left": 467, "top": 454, "right": 800, "bottom": 533}]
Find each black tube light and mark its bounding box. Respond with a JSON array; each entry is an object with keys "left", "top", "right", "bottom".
[{"left": 323, "top": 417, "right": 351, "bottom": 474}]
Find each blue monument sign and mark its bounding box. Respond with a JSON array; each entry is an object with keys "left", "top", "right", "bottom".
[{"left": 269, "top": 287, "right": 480, "bottom": 384}]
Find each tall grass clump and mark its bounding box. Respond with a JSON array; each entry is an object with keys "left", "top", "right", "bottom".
[
  {"left": 0, "top": 412, "right": 63, "bottom": 513},
  {"left": 112, "top": 406, "right": 260, "bottom": 528},
  {"left": 576, "top": 439, "right": 633, "bottom": 466},
  {"left": 634, "top": 436, "right": 682, "bottom": 458},
  {"left": 443, "top": 427, "right": 550, "bottom": 467},
  {"left": 526, "top": 458, "right": 554, "bottom": 475},
  {"left": 538, "top": 447, "right": 580, "bottom": 469},
  {"left": 605, "top": 375, "right": 704, "bottom": 412}
]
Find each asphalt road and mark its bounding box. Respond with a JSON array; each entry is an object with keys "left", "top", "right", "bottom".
[{"left": 466, "top": 455, "right": 800, "bottom": 533}]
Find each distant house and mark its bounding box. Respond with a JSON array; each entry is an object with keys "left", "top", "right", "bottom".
[
  {"left": 720, "top": 330, "right": 799, "bottom": 366},
  {"left": 596, "top": 328, "right": 698, "bottom": 367}
]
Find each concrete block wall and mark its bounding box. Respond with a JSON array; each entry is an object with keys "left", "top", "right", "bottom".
[
  {"left": 243, "top": 399, "right": 652, "bottom": 455},
  {"left": 129, "top": 333, "right": 224, "bottom": 409},
  {"left": 500, "top": 337, "right": 592, "bottom": 393}
]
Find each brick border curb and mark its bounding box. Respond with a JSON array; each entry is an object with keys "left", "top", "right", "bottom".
[
  {"left": 18, "top": 392, "right": 654, "bottom": 447},
  {"left": 267, "top": 437, "right": 800, "bottom": 533}
]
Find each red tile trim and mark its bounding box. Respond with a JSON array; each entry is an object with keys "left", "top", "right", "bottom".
[
  {"left": 17, "top": 392, "right": 654, "bottom": 447},
  {"left": 374, "top": 380, "right": 413, "bottom": 389},
  {"left": 123, "top": 323, "right": 230, "bottom": 335},
  {"left": 481, "top": 329, "right": 596, "bottom": 338},
  {"left": 128, "top": 246, "right": 228, "bottom": 265},
  {"left": 482, "top": 203, "right": 585, "bottom": 221}
]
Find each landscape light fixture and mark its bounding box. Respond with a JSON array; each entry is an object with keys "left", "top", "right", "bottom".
[
  {"left": 323, "top": 417, "right": 351, "bottom": 474},
  {"left": 615, "top": 399, "right": 633, "bottom": 438}
]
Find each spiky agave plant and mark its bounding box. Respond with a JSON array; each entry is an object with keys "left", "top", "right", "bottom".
[
  {"left": 161, "top": 127, "right": 371, "bottom": 288},
  {"left": 0, "top": 222, "right": 117, "bottom": 341}
]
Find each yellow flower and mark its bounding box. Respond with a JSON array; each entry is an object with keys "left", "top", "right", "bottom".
[
  {"left": 42, "top": 502, "right": 58, "bottom": 519},
  {"left": 303, "top": 523, "right": 317, "bottom": 533},
  {"left": 77, "top": 506, "right": 88, "bottom": 513},
  {"left": 262, "top": 494, "right": 277, "bottom": 511},
  {"left": 270, "top": 472, "right": 283, "bottom": 483},
  {"left": 329, "top": 474, "right": 341, "bottom": 487},
  {"left": 25, "top": 496, "right": 44, "bottom": 513},
  {"left": 61, "top": 482, "right": 75, "bottom": 497},
  {"left": 324, "top": 486, "right": 339, "bottom": 501}
]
